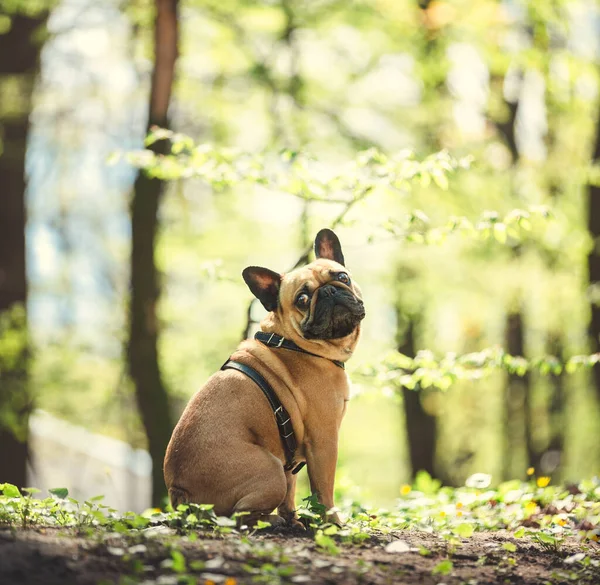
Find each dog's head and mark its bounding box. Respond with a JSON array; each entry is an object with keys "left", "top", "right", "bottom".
[{"left": 243, "top": 229, "right": 365, "bottom": 362}]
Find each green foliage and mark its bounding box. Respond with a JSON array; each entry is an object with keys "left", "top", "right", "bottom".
[
  {"left": 381, "top": 206, "right": 552, "bottom": 245},
  {"left": 0, "top": 0, "right": 54, "bottom": 19},
  {"left": 0, "top": 304, "right": 28, "bottom": 374},
  {"left": 0, "top": 304, "right": 30, "bottom": 441},
  {"left": 122, "top": 130, "right": 474, "bottom": 204},
  {"left": 356, "top": 346, "right": 600, "bottom": 392},
  {"left": 314, "top": 530, "right": 341, "bottom": 555},
  {"left": 1, "top": 479, "right": 599, "bottom": 584},
  {"left": 413, "top": 470, "right": 442, "bottom": 495},
  {"left": 432, "top": 559, "right": 453, "bottom": 576}
]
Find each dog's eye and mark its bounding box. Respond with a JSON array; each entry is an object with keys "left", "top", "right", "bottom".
[
  {"left": 296, "top": 293, "right": 310, "bottom": 309},
  {"left": 337, "top": 272, "right": 351, "bottom": 285}
]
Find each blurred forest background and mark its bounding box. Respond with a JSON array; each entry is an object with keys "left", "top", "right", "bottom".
[{"left": 1, "top": 0, "right": 600, "bottom": 512}]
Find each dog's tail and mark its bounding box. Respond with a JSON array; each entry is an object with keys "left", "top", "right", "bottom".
[{"left": 168, "top": 485, "right": 190, "bottom": 508}]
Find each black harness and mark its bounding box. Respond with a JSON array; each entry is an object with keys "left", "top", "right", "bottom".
[{"left": 220, "top": 332, "right": 345, "bottom": 474}]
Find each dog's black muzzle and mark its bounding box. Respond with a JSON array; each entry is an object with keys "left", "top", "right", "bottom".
[{"left": 302, "top": 285, "right": 365, "bottom": 340}]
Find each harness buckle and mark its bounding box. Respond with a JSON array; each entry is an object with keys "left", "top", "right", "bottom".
[{"left": 268, "top": 333, "right": 285, "bottom": 348}]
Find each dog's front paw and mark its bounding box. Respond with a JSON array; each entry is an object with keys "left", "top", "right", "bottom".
[
  {"left": 288, "top": 517, "right": 306, "bottom": 530},
  {"left": 237, "top": 513, "right": 286, "bottom": 529},
  {"left": 277, "top": 507, "right": 306, "bottom": 530},
  {"left": 326, "top": 511, "right": 343, "bottom": 527}
]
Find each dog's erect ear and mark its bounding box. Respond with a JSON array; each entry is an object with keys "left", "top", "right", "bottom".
[
  {"left": 314, "top": 229, "right": 345, "bottom": 266},
  {"left": 242, "top": 266, "right": 282, "bottom": 312}
]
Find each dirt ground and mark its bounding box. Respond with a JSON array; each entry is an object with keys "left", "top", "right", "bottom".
[{"left": 1, "top": 526, "right": 598, "bottom": 585}]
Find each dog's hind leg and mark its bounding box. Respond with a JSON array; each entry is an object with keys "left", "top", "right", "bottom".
[
  {"left": 232, "top": 452, "right": 287, "bottom": 528},
  {"left": 169, "top": 486, "right": 190, "bottom": 509}
]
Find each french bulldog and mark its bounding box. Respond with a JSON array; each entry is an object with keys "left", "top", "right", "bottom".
[{"left": 163, "top": 229, "right": 365, "bottom": 526}]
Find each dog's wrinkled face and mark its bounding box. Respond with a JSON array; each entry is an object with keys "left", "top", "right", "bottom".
[
  {"left": 243, "top": 229, "right": 365, "bottom": 356},
  {"left": 281, "top": 260, "right": 365, "bottom": 341}
]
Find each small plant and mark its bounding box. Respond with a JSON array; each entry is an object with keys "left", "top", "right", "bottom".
[
  {"left": 432, "top": 559, "right": 453, "bottom": 576},
  {"left": 526, "top": 530, "right": 564, "bottom": 553}
]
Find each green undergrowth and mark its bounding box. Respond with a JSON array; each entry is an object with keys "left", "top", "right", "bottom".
[
  {"left": 1, "top": 474, "right": 599, "bottom": 584},
  {"left": 1, "top": 473, "right": 598, "bottom": 548}
]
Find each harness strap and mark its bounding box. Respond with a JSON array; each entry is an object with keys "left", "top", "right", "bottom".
[
  {"left": 221, "top": 359, "right": 306, "bottom": 475},
  {"left": 254, "top": 331, "right": 345, "bottom": 370}
]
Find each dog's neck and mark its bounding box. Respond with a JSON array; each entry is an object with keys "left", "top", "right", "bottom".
[{"left": 259, "top": 312, "right": 361, "bottom": 364}]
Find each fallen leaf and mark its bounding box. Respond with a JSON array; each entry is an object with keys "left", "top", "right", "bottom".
[
  {"left": 205, "top": 557, "right": 225, "bottom": 569},
  {"left": 106, "top": 547, "right": 125, "bottom": 556},
  {"left": 385, "top": 540, "right": 411, "bottom": 553}
]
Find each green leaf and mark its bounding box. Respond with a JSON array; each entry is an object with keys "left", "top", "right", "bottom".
[
  {"left": 535, "top": 532, "right": 557, "bottom": 545},
  {"left": 49, "top": 488, "right": 69, "bottom": 499},
  {"left": 1, "top": 483, "right": 21, "bottom": 498},
  {"left": 454, "top": 523, "right": 474, "bottom": 538},
  {"left": 171, "top": 549, "right": 186, "bottom": 573},
  {"left": 565, "top": 360, "right": 577, "bottom": 374},
  {"left": 432, "top": 559, "right": 453, "bottom": 575},
  {"left": 215, "top": 516, "right": 236, "bottom": 527},
  {"left": 519, "top": 217, "right": 532, "bottom": 231},
  {"left": 315, "top": 531, "right": 340, "bottom": 555},
  {"left": 503, "top": 542, "right": 517, "bottom": 552},
  {"left": 514, "top": 527, "right": 526, "bottom": 538},
  {"left": 413, "top": 470, "right": 441, "bottom": 495},
  {"left": 493, "top": 223, "right": 507, "bottom": 244},
  {"left": 130, "top": 514, "right": 150, "bottom": 528},
  {"left": 185, "top": 513, "right": 198, "bottom": 526},
  {"left": 419, "top": 172, "right": 431, "bottom": 187},
  {"left": 432, "top": 172, "right": 449, "bottom": 190}
]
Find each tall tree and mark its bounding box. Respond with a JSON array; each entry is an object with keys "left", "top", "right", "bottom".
[
  {"left": 0, "top": 10, "right": 47, "bottom": 487},
  {"left": 127, "top": 0, "right": 179, "bottom": 507},
  {"left": 588, "top": 102, "right": 600, "bottom": 406},
  {"left": 397, "top": 311, "right": 438, "bottom": 479}
]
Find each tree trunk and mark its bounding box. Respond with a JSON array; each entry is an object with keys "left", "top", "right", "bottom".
[
  {"left": 588, "top": 102, "right": 600, "bottom": 406},
  {"left": 397, "top": 313, "right": 438, "bottom": 480},
  {"left": 544, "top": 334, "right": 564, "bottom": 476},
  {"left": 0, "top": 12, "right": 46, "bottom": 488},
  {"left": 503, "top": 311, "right": 535, "bottom": 479},
  {"left": 127, "top": 0, "right": 179, "bottom": 507}
]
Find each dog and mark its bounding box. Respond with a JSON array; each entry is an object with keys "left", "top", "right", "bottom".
[{"left": 163, "top": 229, "right": 365, "bottom": 526}]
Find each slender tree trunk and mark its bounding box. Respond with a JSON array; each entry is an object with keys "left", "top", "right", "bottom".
[
  {"left": 503, "top": 311, "right": 535, "bottom": 478},
  {"left": 545, "top": 334, "right": 564, "bottom": 476},
  {"left": 397, "top": 313, "right": 438, "bottom": 479},
  {"left": 588, "top": 102, "right": 600, "bottom": 406},
  {"left": 0, "top": 12, "right": 46, "bottom": 487},
  {"left": 127, "top": 0, "right": 179, "bottom": 507}
]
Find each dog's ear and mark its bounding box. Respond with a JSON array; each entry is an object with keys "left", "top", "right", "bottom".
[
  {"left": 242, "top": 266, "right": 282, "bottom": 312},
  {"left": 314, "top": 229, "right": 345, "bottom": 266}
]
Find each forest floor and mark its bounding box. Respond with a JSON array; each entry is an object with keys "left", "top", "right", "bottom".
[
  {"left": 1, "top": 476, "right": 599, "bottom": 585},
  {"left": 1, "top": 524, "right": 599, "bottom": 585}
]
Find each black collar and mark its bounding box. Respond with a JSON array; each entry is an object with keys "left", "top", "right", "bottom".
[{"left": 254, "top": 331, "right": 345, "bottom": 370}]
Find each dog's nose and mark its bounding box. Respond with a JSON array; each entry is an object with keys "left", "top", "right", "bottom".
[{"left": 320, "top": 285, "right": 337, "bottom": 298}]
